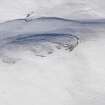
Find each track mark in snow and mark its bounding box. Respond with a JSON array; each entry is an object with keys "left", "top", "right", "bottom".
[{"left": 0, "top": 33, "right": 79, "bottom": 64}]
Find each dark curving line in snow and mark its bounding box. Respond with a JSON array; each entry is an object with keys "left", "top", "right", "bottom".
[
  {"left": 0, "top": 33, "right": 79, "bottom": 64},
  {"left": 2, "top": 16, "right": 105, "bottom": 25},
  {"left": 1, "top": 17, "right": 80, "bottom": 24},
  {"left": 1, "top": 33, "right": 79, "bottom": 53},
  {"left": 7, "top": 33, "right": 79, "bottom": 45}
]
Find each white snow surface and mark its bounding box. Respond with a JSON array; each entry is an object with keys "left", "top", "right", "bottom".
[
  {"left": 0, "top": 0, "right": 105, "bottom": 22},
  {"left": 0, "top": 0, "right": 105, "bottom": 105}
]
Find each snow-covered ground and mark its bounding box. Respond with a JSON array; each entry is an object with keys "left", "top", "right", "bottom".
[
  {"left": 0, "top": 0, "right": 105, "bottom": 105},
  {"left": 1, "top": 0, "right": 105, "bottom": 22}
]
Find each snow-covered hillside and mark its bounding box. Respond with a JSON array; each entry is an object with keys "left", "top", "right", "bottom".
[{"left": 0, "top": 0, "right": 105, "bottom": 105}]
